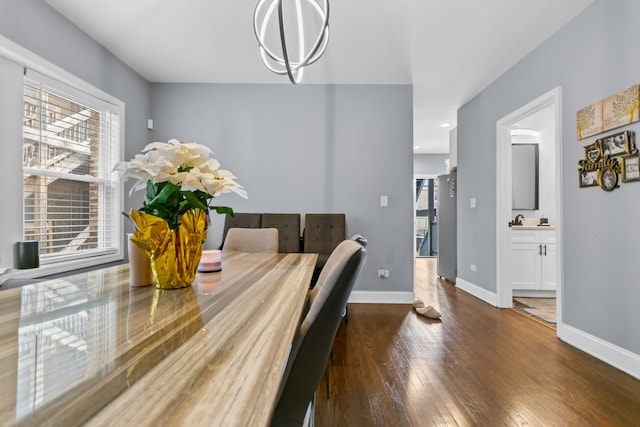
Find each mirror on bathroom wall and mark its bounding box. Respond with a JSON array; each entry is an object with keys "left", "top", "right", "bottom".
[{"left": 512, "top": 143, "right": 539, "bottom": 210}]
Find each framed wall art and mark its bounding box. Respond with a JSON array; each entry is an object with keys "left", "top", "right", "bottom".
[
  {"left": 576, "top": 85, "right": 640, "bottom": 140},
  {"left": 597, "top": 130, "right": 632, "bottom": 157},
  {"left": 577, "top": 102, "right": 603, "bottom": 140},
  {"left": 598, "top": 167, "right": 618, "bottom": 191},
  {"left": 584, "top": 141, "right": 602, "bottom": 162},
  {"left": 578, "top": 130, "right": 635, "bottom": 191},
  {"left": 602, "top": 85, "right": 640, "bottom": 131},
  {"left": 621, "top": 153, "right": 640, "bottom": 182},
  {"left": 579, "top": 170, "right": 598, "bottom": 187}
]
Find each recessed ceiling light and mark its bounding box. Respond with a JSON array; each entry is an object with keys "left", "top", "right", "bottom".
[
  {"left": 413, "top": 145, "right": 421, "bottom": 150},
  {"left": 440, "top": 122, "right": 451, "bottom": 128}
]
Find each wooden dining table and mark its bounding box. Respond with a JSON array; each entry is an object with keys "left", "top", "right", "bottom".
[{"left": 0, "top": 251, "right": 317, "bottom": 427}]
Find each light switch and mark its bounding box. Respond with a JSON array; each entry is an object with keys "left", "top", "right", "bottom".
[
  {"left": 470, "top": 197, "right": 476, "bottom": 208},
  {"left": 380, "top": 195, "right": 388, "bottom": 207}
]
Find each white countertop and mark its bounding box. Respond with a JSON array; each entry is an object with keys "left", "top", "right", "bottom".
[{"left": 511, "top": 225, "right": 556, "bottom": 230}]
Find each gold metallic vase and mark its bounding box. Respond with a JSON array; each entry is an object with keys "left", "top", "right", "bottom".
[{"left": 129, "top": 209, "right": 207, "bottom": 289}]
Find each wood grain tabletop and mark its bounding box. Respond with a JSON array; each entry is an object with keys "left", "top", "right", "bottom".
[{"left": 0, "top": 252, "right": 316, "bottom": 427}]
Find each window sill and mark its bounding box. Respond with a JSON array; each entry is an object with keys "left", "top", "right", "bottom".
[{"left": 0, "top": 253, "right": 123, "bottom": 284}]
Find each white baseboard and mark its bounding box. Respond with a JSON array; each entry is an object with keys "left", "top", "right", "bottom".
[
  {"left": 455, "top": 277, "right": 498, "bottom": 306},
  {"left": 558, "top": 323, "right": 640, "bottom": 380},
  {"left": 349, "top": 290, "right": 415, "bottom": 304},
  {"left": 513, "top": 290, "right": 556, "bottom": 298}
]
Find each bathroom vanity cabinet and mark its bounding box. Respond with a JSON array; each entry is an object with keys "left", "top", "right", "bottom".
[{"left": 511, "top": 228, "right": 556, "bottom": 291}]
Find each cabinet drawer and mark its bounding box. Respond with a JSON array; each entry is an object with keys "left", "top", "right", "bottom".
[
  {"left": 511, "top": 230, "right": 539, "bottom": 243},
  {"left": 512, "top": 229, "right": 557, "bottom": 244}
]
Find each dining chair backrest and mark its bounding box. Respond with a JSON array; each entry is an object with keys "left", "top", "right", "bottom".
[
  {"left": 270, "top": 238, "right": 366, "bottom": 426},
  {"left": 261, "top": 213, "right": 301, "bottom": 253},
  {"left": 350, "top": 233, "right": 368, "bottom": 248},
  {"left": 221, "top": 213, "right": 262, "bottom": 247},
  {"left": 303, "top": 214, "right": 346, "bottom": 285},
  {"left": 303, "top": 213, "right": 346, "bottom": 256},
  {"left": 222, "top": 228, "right": 279, "bottom": 253}
]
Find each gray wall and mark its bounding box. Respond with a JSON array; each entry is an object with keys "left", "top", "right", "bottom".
[
  {"left": 0, "top": 56, "right": 24, "bottom": 272},
  {"left": 414, "top": 153, "right": 449, "bottom": 176},
  {"left": 457, "top": 0, "right": 640, "bottom": 353},
  {"left": 150, "top": 83, "right": 414, "bottom": 294},
  {"left": 0, "top": 1, "right": 414, "bottom": 295},
  {"left": 0, "top": 0, "right": 152, "bottom": 217}
]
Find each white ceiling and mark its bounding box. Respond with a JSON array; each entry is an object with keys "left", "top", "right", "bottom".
[{"left": 44, "top": 0, "right": 593, "bottom": 154}]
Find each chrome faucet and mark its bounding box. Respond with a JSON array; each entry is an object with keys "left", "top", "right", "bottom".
[{"left": 514, "top": 214, "right": 524, "bottom": 226}]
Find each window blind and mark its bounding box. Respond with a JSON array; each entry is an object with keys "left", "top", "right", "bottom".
[{"left": 22, "top": 69, "right": 121, "bottom": 264}]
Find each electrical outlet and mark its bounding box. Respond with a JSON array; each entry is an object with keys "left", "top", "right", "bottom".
[
  {"left": 380, "top": 195, "right": 388, "bottom": 207},
  {"left": 470, "top": 264, "right": 477, "bottom": 271},
  {"left": 378, "top": 268, "right": 389, "bottom": 278}
]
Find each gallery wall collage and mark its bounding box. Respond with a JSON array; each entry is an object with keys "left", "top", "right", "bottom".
[{"left": 577, "top": 85, "right": 640, "bottom": 191}]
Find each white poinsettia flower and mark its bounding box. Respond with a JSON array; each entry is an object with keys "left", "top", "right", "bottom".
[
  {"left": 208, "top": 169, "right": 248, "bottom": 199},
  {"left": 175, "top": 171, "right": 209, "bottom": 193},
  {"left": 174, "top": 150, "right": 206, "bottom": 170},
  {"left": 113, "top": 139, "right": 247, "bottom": 227},
  {"left": 200, "top": 158, "right": 221, "bottom": 173},
  {"left": 142, "top": 141, "right": 169, "bottom": 153},
  {"left": 150, "top": 139, "right": 212, "bottom": 171},
  {"left": 200, "top": 175, "right": 221, "bottom": 196}
]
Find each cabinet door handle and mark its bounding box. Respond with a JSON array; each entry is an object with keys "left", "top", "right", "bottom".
[
  {"left": 543, "top": 244, "right": 547, "bottom": 256},
  {"left": 538, "top": 244, "right": 542, "bottom": 255}
]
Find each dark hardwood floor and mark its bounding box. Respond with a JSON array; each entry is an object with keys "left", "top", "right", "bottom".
[{"left": 315, "top": 258, "right": 640, "bottom": 426}]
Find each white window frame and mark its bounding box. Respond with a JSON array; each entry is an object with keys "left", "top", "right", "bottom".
[{"left": 0, "top": 35, "right": 124, "bottom": 280}]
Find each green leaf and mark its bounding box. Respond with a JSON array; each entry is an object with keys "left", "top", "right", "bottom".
[
  {"left": 138, "top": 179, "right": 235, "bottom": 229},
  {"left": 182, "top": 191, "right": 209, "bottom": 212},
  {"left": 148, "top": 182, "right": 180, "bottom": 206},
  {"left": 177, "top": 200, "right": 190, "bottom": 216},
  {"left": 145, "top": 180, "right": 157, "bottom": 204},
  {"left": 141, "top": 204, "right": 169, "bottom": 219},
  {"left": 212, "top": 206, "right": 234, "bottom": 216}
]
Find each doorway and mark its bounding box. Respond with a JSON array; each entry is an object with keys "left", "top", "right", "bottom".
[
  {"left": 414, "top": 175, "right": 438, "bottom": 258},
  {"left": 415, "top": 177, "right": 438, "bottom": 257},
  {"left": 495, "top": 87, "right": 563, "bottom": 333}
]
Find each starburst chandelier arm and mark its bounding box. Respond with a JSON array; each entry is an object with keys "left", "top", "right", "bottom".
[
  {"left": 299, "top": 0, "right": 329, "bottom": 66},
  {"left": 254, "top": 0, "right": 305, "bottom": 79},
  {"left": 254, "top": 0, "right": 285, "bottom": 68},
  {"left": 278, "top": 0, "right": 300, "bottom": 84},
  {"left": 293, "top": 0, "right": 306, "bottom": 82},
  {"left": 303, "top": 26, "right": 329, "bottom": 67},
  {"left": 253, "top": 0, "right": 330, "bottom": 84},
  {"left": 258, "top": 48, "right": 288, "bottom": 75}
]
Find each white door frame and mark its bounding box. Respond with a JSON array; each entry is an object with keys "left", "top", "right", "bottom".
[{"left": 495, "top": 87, "right": 563, "bottom": 332}]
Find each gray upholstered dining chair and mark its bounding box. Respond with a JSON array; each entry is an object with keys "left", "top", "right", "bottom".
[
  {"left": 221, "top": 227, "right": 279, "bottom": 253},
  {"left": 270, "top": 238, "right": 366, "bottom": 427},
  {"left": 220, "top": 213, "right": 263, "bottom": 248},
  {"left": 303, "top": 213, "right": 346, "bottom": 285},
  {"left": 262, "top": 213, "right": 301, "bottom": 253},
  {"left": 350, "top": 233, "right": 368, "bottom": 248}
]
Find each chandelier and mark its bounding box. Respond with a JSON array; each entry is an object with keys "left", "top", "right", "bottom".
[{"left": 253, "top": 0, "right": 330, "bottom": 84}]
